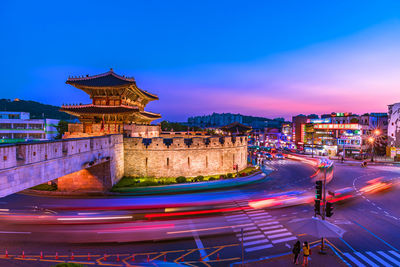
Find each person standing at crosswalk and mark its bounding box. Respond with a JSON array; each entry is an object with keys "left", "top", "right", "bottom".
[
  {"left": 302, "top": 241, "right": 311, "bottom": 266},
  {"left": 292, "top": 241, "right": 301, "bottom": 264}
]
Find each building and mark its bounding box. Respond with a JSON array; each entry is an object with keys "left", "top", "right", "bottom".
[
  {"left": 62, "top": 70, "right": 248, "bottom": 179},
  {"left": 61, "top": 68, "right": 161, "bottom": 138},
  {"left": 295, "top": 112, "right": 388, "bottom": 157},
  {"left": 388, "top": 103, "right": 400, "bottom": 157},
  {"left": 0, "top": 112, "right": 59, "bottom": 143},
  {"left": 302, "top": 119, "right": 364, "bottom": 156}
]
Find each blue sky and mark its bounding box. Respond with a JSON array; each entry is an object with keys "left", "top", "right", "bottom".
[{"left": 1, "top": 1, "right": 400, "bottom": 121}]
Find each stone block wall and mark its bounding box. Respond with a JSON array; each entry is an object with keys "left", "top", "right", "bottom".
[{"left": 124, "top": 136, "right": 248, "bottom": 178}]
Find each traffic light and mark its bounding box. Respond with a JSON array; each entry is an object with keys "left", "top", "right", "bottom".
[
  {"left": 326, "top": 201, "right": 333, "bottom": 217},
  {"left": 315, "top": 181, "right": 322, "bottom": 200},
  {"left": 314, "top": 199, "right": 321, "bottom": 215}
]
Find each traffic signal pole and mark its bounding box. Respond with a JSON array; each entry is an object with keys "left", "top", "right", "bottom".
[{"left": 320, "top": 167, "right": 327, "bottom": 254}]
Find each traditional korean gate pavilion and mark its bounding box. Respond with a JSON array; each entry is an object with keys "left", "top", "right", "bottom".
[{"left": 61, "top": 68, "right": 161, "bottom": 135}]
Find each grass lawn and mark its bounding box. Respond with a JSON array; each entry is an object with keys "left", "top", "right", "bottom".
[
  {"left": 112, "top": 166, "right": 259, "bottom": 190},
  {"left": 30, "top": 183, "right": 57, "bottom": 191}
]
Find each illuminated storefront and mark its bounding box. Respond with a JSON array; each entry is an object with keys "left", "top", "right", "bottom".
[{"left": 301, "top": 122, "right": 364, "bottom": 156}]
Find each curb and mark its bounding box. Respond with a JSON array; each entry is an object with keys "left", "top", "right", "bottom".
[{"left": 21, "top": 170, "right": 269, "bottom": 198}]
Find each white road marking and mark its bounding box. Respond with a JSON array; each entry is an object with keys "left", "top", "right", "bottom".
[
  {"left": 263, "top": 228, "right": 288, "bottom": 235},
  {"left": 366, "top": 251, "right": 391, "bottom": 265},
  {"left": 243, "top": 239, "right": 270, "bottom": 246},
  {"left": 271, "top": 236, "right": 297, "bottom": 244},
  {"left": 377, "top": 251, "right": 400, "bottom": 265},
  {"left": 260, "top": 225, "right": 283, "bottom": 231},
  {"left": 245, "top": 244, "right": 273, "bottom": 252},
  {"left": 343, "top": 253, "right": 366, "bottom": 267},
  {"left": 354, "top": 252, "right": 379, "bottom": 267},
  {"left": 256, "top": 221, "right": 279, "bottom": 226},
  {"left": 267, "top": 232, "right": 292, "bottom": 239},
  {"left": 238, "top": 234, "right": 265, "bottom": 241},
  {"left": 190, "top": 221, "right": 209, "bottom": 261}
]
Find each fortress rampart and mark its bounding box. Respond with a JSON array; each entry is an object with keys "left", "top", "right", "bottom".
[{"left": 124, "top": 136, "right": 248, "bottom": 177}]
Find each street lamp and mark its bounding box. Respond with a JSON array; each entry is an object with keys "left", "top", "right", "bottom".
[{"left": 368, "top": 137, "right": 375, "bottom": 162}]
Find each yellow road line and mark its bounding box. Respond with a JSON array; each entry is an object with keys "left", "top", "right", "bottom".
[
  {"left": 174, "top": 249, "right": 196, "bottom": 263},
  {"left": 200, "top": 247, "right": 223, "bottom": 261},
  {"left": 150, "top": 252, "right": 167, "bottom": 261}
]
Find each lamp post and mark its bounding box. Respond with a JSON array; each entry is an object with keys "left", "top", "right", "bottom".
[{"left": 369, "top": 129, "right": 381, "bottom": 162}]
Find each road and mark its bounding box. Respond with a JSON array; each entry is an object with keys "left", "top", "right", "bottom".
[{"left": 0, "top": 159, "right": 399, "bottom": 266}]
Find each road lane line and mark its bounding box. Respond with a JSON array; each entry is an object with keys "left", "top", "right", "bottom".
[
  {"left": 354, "top": 252, "right": 379, "bottom": 267},
  {"left": 256, "top": 221, "right": 279, "bottom": 226},
  {"left": 343, "top": 253, "right": 366, "bottom": 267},
  {"left": 245, "top": 244, "right": 273, "bottom": 252},
  {"left": 389, "top": 250, "right": 400, "bottom": 259},
  {"left": 262, "top": 228, "right": 288, "bottom": 235},
  {"left": 366, "top": 252, "right": 392, "bottom": 266},
  {"left": 243, "top": 239, "right": 270, "bottom": 246},
  {"left": 267, "top": 232, "right": 292, "bottom": 239},
  {"left": 377, "top": 251, "right": 400, "bottom": 265},
  {"left": 259, "top": 225, "right": 283, "bottom": 231},
  {"left": 238, "top": 234, "right": 265, "bottom": 241},
  {"left": 271, "top": 236, "right": 297, "bottom": 244},
  {"left": 352, "top": 220, "right": 399, "bottom": 251}
]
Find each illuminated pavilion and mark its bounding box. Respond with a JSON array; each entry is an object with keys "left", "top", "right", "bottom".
[{"left": 61, "top": 69, "right": 161, "bottom": 135}]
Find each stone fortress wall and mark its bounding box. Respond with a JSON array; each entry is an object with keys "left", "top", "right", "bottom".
[
  {"left": 0, "top": 134, "right": 248, "bottom": 195},
  {"left": 0, "top": 135, "right": 124, "bottom": 196},
  {"left": 124, "top": 136, "right": 248, "bottom": 178}
]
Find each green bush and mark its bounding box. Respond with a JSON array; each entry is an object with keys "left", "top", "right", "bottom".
[
  {"left": 227, "top": 173, "right": 233, "bottom": 178},
  {"left": 209, "top": 177, "right": 216, "bottom": 181},
  {"left": 31, "top": 183, "right": 57, "bottom": 191},
  {"left": 219, "top": 174, "right": 227, "bottom": 179},
  {"left": 195, "top": 175, "right": 204, "bottom": 182},
  {"left": 176, "top": 176, "right": 187, "bottom": 183},
  {"left": 137, "top": 181, "right": 158, "bottom": 186}
]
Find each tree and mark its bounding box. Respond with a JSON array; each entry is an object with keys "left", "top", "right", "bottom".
[
  {"left": 350, "top": 118, "right": 359, "bottom": 123},
  {"left": 56, "top": 120, "right": 69, "bottom": 139}
]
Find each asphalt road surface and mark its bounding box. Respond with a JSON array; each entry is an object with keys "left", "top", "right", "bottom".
[{"left": 0, "top": 159, "right": 399, "bottom": 266}]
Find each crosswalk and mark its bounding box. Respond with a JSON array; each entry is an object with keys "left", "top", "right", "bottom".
[
  {"left": 224, "top": 200, "right": 297, "bottom": 253},
  {"left": 342, "top": 250, "right": 400, "bottom": 267}
]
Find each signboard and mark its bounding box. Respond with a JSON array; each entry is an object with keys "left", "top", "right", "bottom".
[
  {"left": 313, "top": 123, "right": 359, "bottom": 130},
  {"left": 308, "top": 118, "right": 332, "bottom": 124}
]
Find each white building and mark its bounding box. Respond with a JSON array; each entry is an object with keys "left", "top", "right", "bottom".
[
  {"left": 0, "top": 112, "right": 59, "bottom": 143},
  {"left": 388, "top": 103, "right": 400, "bottom": 156}
]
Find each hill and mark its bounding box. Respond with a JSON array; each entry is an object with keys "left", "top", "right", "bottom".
[{"left": 0, "top": 99, "right": 75, "bottom": 121}]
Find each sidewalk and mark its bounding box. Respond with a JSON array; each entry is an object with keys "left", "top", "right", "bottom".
[{"left": 232, "top": 244, "right": 347, "bottom": 267}]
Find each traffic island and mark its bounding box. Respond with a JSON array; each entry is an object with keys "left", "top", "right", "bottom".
[{"left": 20, "top": 166, "right": 272, "bottom": 197}]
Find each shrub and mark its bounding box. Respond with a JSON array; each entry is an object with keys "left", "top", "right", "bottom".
[
  {"left": 176, "top": 176, "right": 187, "bottom": 183},
  {"left": 209, "top": 177, "right": 216, "bottom": 181},
  {"left": 219, "top": 174, "right": 227, "bottom": 179},
  {"left": 195, "top": 175, "right": 204, "bottom": 182},
  {"left": 137, "top": 181, "right": 159, "bottom": 187},
  {"left": 227, "top": 173, "right": 233, "bottom": 178}
]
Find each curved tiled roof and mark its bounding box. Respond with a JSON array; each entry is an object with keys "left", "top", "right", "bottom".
[
  {"left": 60, "top": 104, "right": 139, "bottom": 114},
  {"left": 138, "top": 111, "right": 162, "bottom": 119},
  {"left": 66, "top": 69, "right": 135, "bottom": 87}
]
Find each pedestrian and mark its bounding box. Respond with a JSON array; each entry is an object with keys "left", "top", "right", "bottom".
[
  {"left": 292, "top": 240, "right": 300, "bottom": 264},
  {"left": 302, "top": 241, "right": 311, "bottom": 266}
]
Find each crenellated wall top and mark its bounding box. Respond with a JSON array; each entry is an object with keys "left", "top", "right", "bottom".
[{"left": 123, "top": 135, "right": 248, "bottom": 150}]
